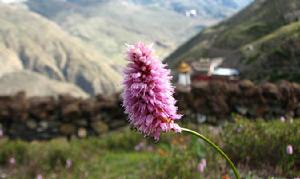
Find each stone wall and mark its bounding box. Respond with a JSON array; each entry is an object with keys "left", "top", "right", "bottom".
[
  {"left": 0, "top": 92, "right": 126, "bottom": 140},
  {"left": 176, "top": 80, "right": 300, "bottom": 124},
  {"left": 0, "top": 80, "right": 299, "bottom": 140}
]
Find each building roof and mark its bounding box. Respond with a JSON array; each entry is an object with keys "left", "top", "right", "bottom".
[
  {"left": 177, "top": 62, "right": 191, "bottom": 73},
  {"left": 191, "top": 58, "right": 224, "bottom": 72},
  {"left": 212, "top": 68, "right": 239, "bottom": 76}
]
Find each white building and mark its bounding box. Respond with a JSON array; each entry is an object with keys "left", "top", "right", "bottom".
[
  {"left": 185, "top": 9, "right": 198, "bottom": 17},
  {"left": 177, "top": 62, "right": 192, "bottom": 87}
]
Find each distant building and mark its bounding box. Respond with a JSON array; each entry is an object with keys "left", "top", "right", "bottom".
[
  {"left": 284, "top": 10, "right": 300, "bottom": 23},
  {"left": 176, "top": 57, "right": 239, "bottom": 86},
  {"left": 176, "top": 62, "right": 192, "bottom": 91},
  {"left": 185, "top": 9, "right": 198, "bottom": 17},
  {"left": 211, "top": 68, "right": 239, "bottom": 80},
  {"left": 191, "top": 58, "right": 224, "bottom": 81}
]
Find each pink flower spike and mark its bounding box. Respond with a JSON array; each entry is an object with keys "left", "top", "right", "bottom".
[
  {"left": 287, "top": 145, "right": 293, "bottom": 155},
  {"left": 123, "top": 42, "right": 182, "bottom": 140}
]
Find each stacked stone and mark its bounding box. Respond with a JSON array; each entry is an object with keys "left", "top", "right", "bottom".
[
  {"left": 0, "top": 92, "right": 125, "bottom": 141},
  {"left": 176, "top": 80, "right": 300, "bottom": 123},
  {"left": 0, "top": 80, "right": 300, "bottom": 140}
]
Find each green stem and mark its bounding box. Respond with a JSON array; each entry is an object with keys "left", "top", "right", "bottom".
[{"left": 181, "top": 127, "right": 240, "bottom": 179}]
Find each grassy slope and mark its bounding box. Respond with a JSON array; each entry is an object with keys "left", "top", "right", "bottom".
[
  {"left": 242, "top": 21, "right": 300, "bottom": 56},
  {"left": 165, "top": 0, "right": 300, "bottom": 81},
  {"left": 240, "top": 21, "right": 300, "bottom": 81}
]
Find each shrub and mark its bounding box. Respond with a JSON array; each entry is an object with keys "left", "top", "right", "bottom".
[
  {"left": 100, "top": 128, "right": 143, "bottom": 151},
  {"left": 222, "top": 117, "right": 300, "bottom": 177},
  {"left": 0, "top": 140, "right": 28, "bottom": 165}
]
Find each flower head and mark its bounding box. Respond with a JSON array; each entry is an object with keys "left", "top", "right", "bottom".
[
  {"left": 66, "top": 159, "right": 72, "bottom": 169},
  {"left": 287, "top": 144, "right": 293, "bottom": 155},
  {"left": 123, "top": 42, "right": 182, "bottom": 140},
  {"left": 197, "top": 162, "right": 205, "bottom": 173},
  {"left": 201, "top": 158, "right": 207, "bottom": 168},
  {"left": 197, "top": 158, "right": 207, "bottom": 173},
  {"left": 9, "top": 157, "right": 16, "bottom": 165},
  {"left": 280, "top": 116, "right": 285, "bottom": 123},
  {"left": 36, "top": 174, "right": 43, "bottom": 179}
]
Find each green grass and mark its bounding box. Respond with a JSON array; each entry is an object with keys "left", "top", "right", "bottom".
[{"left": 0, "top": 118, "right": 299, "bottom": 178}]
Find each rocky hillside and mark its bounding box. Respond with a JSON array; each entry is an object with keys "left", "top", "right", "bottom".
[
  {"left": 0, "top": 71, "right": 88, "bottom": 97},
  {"left": 0, "top": 5, "right": 122, "bottom": 96},
  {"left": 26, "top": 0, "right": 253, "bottom": 64},
  {"left": 166, "top": 0, "right": 300, "bottom": 82},
  {"left": 129, "top": 0, "right": 253, "bottom": 19},
  {"left": 26, "top": 0, "right": 206, "bottom": 63},
  {"left": 0, "top": 0, "right": 255, "bottom": 97}
]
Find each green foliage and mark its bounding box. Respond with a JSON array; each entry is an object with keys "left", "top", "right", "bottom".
[
  {"left": 46, "top": 142, "right": 72, "bottom": 169},
  {"left": 100, "top": 128, "right": 142, "bottom": 151},
  {"left": 0, "top": 140, "right": 28, "bottom": 165},
  {"left": 0, "top": 119, "right": 299, "bottom": 178},
  {"left": 223, "top": 118, "right": 300, "bottom": 177}
]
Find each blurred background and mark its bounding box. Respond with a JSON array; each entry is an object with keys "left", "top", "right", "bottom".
[{"left": 0, "top": 0, "right": 299, "bottom": 178}]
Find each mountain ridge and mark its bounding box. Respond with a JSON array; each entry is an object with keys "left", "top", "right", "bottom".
[
  {"left": 26, "top": 0, "right": 254, "bottom": 64},
  {"left": 0, "top": 4, "right": 122, "bottom": 95},
  {"left": 165, "top": 0, "right": 300, "bottom": 82}
]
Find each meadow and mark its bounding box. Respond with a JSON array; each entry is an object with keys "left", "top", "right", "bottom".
[{"left": 0, "top": 117, "right": 299, "bottom": 179}]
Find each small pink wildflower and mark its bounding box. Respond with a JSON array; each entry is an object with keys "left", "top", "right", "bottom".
[
  {"left": 123, "top": 42, "right": 182, "bottom": 140},
  {"left": 66, "top": 159, "right": 72, "bottom": 169},
  {"left": 280, "top": 116, "right": 285, "bottom": 123},
  {"left": 197, "top": 158, "right": 207, "bottom": 173},
  {"left": 287, "top": 145, "right": 293, "bottom": 155},
  {"left": 201, "top": 158, "right": 207, "bottom": 167},
  {"left": 9, "top": 157, "right": 16, "bottom": 165},
  {"left": 36, "top": 174, "right": 43, "bottom": 179},
  {"left": 197, "top": 163, "right": 205, "bottom": 173},
  {"left": 134, "top": 141, "right": 146, "bottom": 151}
]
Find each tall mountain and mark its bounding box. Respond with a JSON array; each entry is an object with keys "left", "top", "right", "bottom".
[
  {"left": 0, "top": 4, "right": 122, "bottom": 96},
  {"left": 26, "top": 0, "right": 206, "bottom": 64},
  {"left": 26, "top": 0, "right": 253, "bottom": 64},
  {"left": 0, "top": 0, "right": 255, "bottom": 96},
  {"left": 166, "top": 0, "right": 300, "bottom": 82},
  {"left": 0, "top": 70, "right": 88, "bottom": 98},
  {"left": 129, "top": 0, "right": 254, "bottom": 19}
]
